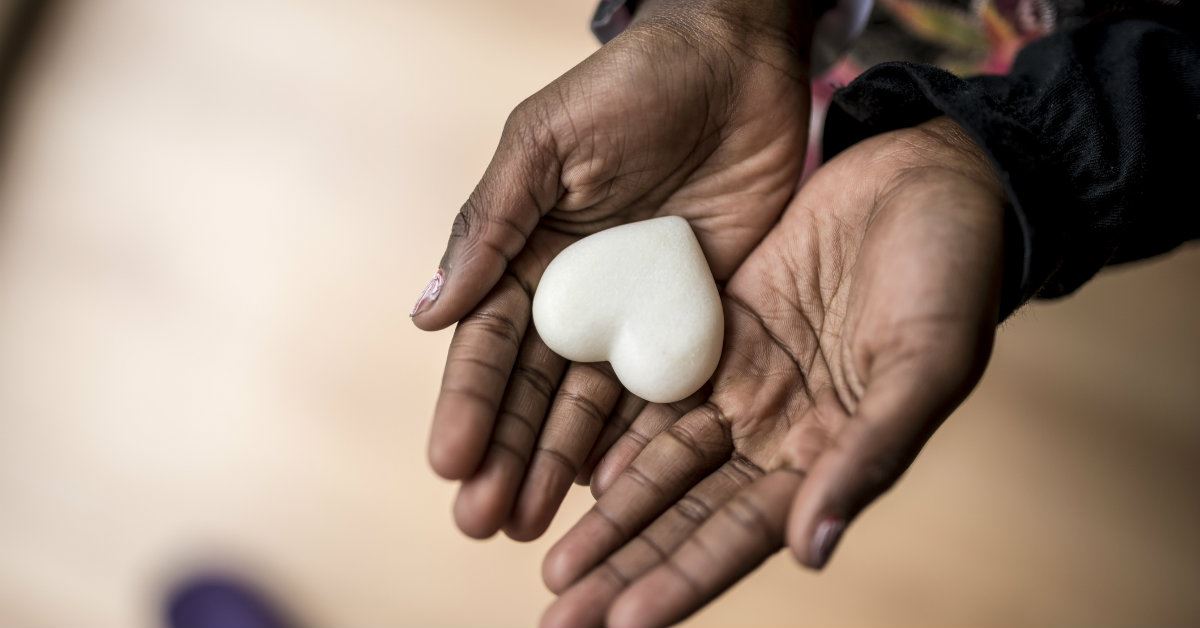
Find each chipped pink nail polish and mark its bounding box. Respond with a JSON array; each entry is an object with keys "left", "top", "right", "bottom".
[
  {"left": 810, "top": 517, "right": 845, "bottom": 569},
  {"left": 411, "top": 268, "right": 444, "bottom": 317}
]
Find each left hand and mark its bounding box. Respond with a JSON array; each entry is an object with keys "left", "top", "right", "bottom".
[
  {"left": 415, "top": 0, "right": 814, "bottom": 542},
  {"left": 539, "top": 117, "right": 1010, "bottom": 628}
]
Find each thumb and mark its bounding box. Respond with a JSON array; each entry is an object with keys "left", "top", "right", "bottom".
[
  {"left": 784, "top": 331, "right": 992, "bottom": 569},
  {"left": 411, "top": 100, "right": 563, "bottom": 331}
]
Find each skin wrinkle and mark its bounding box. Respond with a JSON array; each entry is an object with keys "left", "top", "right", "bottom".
[
  {"left": 656, "top": 1, "right": 806, "bottom": 84},
  {"left": 550, "top": 88, "right": 598, "bottom": 211},
  {"left": 490, "top": 440, "right": 532, "bottom": 467},
  {"left": 583, "top": 395, "right": 649, "bottom": 467},
  {"left": 680, "top": 527, "right": 723, "bottom": 568},
  {"left": 540, "top": 34, "right": 792, "bottom": 272},
  {"left": 718, "top": 294, "right": 822, "bottom": 449},
  {"left": 544, "top": 95, "right": 725, "bottom": 230},
  {"left": 494, "top": 335, "right": 565, "bottom": 410},
  {"left": 649, "top": 467, "right": 742, "bottom": 541},
  {"left": 726, "top": 453, "right": 765, "bottom": 480},
  {"left": 771, "top": 226, "right": 846, "bottom": 395},
  {"left": 555, "top": 390, "right": 612, "bottom": 430},
  {"left": 781, "top": 403, "right": 841, "bottom": 470},
  {"left": 555, "top": 483, "right": 734, "bottom": 597},
  {"left": 790, "top": 292, "right": 841, "bottom": 401},
  {"left": 622, "top": 427, "right": 652, "bottom": 449},
  {"left": 428, "top": 0, "right": 824, "bottom": 590},
  {"left": 590, "top": 400, "right": 700, "bottom": 494},
  {"left": 722, "top": 293, "right": 812, "bottom": 386},
  {"left": 484, "top": 200, "right": 537, "bottom": 254},
  {"left": 602, "top": 561, "right": 633, "bottom": 588},
  {"left": 460, "top": 309, "right": 523, "bottom": 351},
  {"left": 724, "top": 493, "right": 776, "bottom": 539},
  {"left": 438, "top": 387, "right": 499, "bottom": 415},
  {"left": 672, "top": 493, "right": 716, "bottom": 525},
  {"left": 415, "top": 0, "right": 806, "bottom": 334},
  {"left": 505, "top": 269, "right": 538, "bottom": 304},
  {"left": 623, "top": 465, "right": 669, "bottom": 499},
  {"left": 446, "top": 355, "right": 510, "bottom": 390},
  {"left": 495, "top": 410, "right": 540, "bottom": 440},
  {"left": 519, "top": 367, "right": 623, "bottom": 517},
  {"left": 510, "top": 363, "right": 556, "bottom": 401},
  {"left": 469, "top": 234, "right": 519, "bottom": 279},
  {"left": 840, "top": 339, "right": 867, "bottom": 409},
  {"left": 662, "top": 556, "right": 707, "bottom": 597},
  {"left": 535, "top": 446, "right": 582, "bottom": 477},
  {"left": 562, "top": 119, "right": 999, "bottom": 622},
  {"left": 506, "top": 98, "right": 561, "bottom": 187},
  {"left": 633, "top": 534, "right": 672, "bottom": 562},
  {"left": 594, "top": 502, "right": 632, "bottom": 538},
  {"left": 559, "top": 42, "right": 718, "bottom": 221}
]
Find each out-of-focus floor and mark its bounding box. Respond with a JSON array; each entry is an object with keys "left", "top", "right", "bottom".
[{"left": 0, "top": 1, "right": 1196, "bottom": 627}]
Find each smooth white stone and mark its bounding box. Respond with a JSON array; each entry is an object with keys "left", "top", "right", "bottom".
[{"left": 532, "top": 216, "right": 723, "bottom": 403}]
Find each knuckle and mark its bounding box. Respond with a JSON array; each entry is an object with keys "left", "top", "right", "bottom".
[
  {"left": 600, "top": 561, "right": 631, "bottom": 587},
  {"left": 536, "top": 446, "right": 580, "bottom": 476},
  {"left": 673, "top": 493, "right": 714, "bottom": 525},
  {"left": 466, "top": 309, "right": 522, "bottom": 349},
  {"left": 664, "top": 424, "right": 707, "bottom": 462},
  {"left": 503, "top": 96, "right": 554, "bottom": 153},
  {"left": 504, "top": 96, "right": 538, "bottom": 131},
  {"left": 556, "top": 390, "right": 607, "bottom": 428},
  {"left": 450, "top": 196, "right": 481, "bottom": 242},
  {"left": 663, "top": 410, "right": 729, "bottom": 465},
  {"left": 512, "top": 363, "right": 555, "bottom": 400},
  {"left": 633, "top": 535, "right": 669, "bottom": 561},
  {"left": 623, "top": 465, "right": 664, "bottom": 498},
  {"left": 724, "top": 493, "right": 773, "bottom": 537},
  {"left": 727, "top": 454, "right": 765, "bottom": 483},
  {"left": 857, "top": 450, "right": 905, "bottom": 499}
]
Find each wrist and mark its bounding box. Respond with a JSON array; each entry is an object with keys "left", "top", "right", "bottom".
[
  {"left": 632, "top": 0, "right": 815, "bottom": 54},
  {"left": 913, "top": 117, "right": 1005, "bottom": 202}
]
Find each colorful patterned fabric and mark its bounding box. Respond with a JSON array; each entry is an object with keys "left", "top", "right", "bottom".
[{"left": 807, "top": 0, "right": 1067, "bottom": 172}]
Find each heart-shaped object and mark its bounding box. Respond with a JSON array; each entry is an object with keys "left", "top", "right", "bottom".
[{"left": 532, "top": 216, "right": 723, "bottom": 403}]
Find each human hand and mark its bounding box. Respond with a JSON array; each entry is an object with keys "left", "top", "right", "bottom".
[
  {"left": 540, "top": 117, "right": 1009, "bottom": 628},
  {"left": 413, "top": 0, "right": 813, "bottom": 541}
]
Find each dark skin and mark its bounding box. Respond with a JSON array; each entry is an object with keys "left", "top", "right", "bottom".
[
  {"left": 411, "top": 0, "right": 812, "bottom": 541},
  {"left": 540, "top": 117, "right": 1006, "bottom": 627},
  {"left": 412, "top": 1, "right": 1009, "bottom": 626}
]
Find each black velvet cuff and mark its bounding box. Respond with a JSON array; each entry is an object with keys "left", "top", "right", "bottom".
[{"left": 821, "top": 14, "right": 1200, "bottom": 321}]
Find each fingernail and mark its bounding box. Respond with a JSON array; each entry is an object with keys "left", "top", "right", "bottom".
[
  {"left": 411, "top": 268, "right": 444, "bottom": 317},
  {"left": 810, "top": 517, "right": 845, "bottom": 569}
]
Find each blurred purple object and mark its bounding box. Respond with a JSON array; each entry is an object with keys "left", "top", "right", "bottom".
[{"left": 165, "top": 573, "right": 293, "bottom": 628}]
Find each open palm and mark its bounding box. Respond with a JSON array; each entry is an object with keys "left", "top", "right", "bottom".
[
  {"left": 412, "top": 0, "right": 811, "bottom": 541},
  {"left": 539, "top": 119, "right": 1010, "bottom": 628}
]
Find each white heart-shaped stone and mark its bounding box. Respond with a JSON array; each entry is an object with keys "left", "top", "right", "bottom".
[{"left": 532, "top": 216, "right": 724, "bottom": 403}]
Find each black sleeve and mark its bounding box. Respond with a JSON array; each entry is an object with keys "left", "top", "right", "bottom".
[{"left": 820, "top": 6, "right": 1200, "bottom": 318}]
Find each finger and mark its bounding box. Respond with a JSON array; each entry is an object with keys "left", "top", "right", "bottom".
[
  {"left": 411, "top": 101, "right": 563, "bottom": 331},
  {"left": 785, "top": 350, "right": 978, "bottom": 570},
  {"left": 428, "top": 233, "right": 568, "bottom": 480},
  {"left": 540, "top": 458, "right": 760, "bottom": 628},
  {"left": 505, "top": 362, "right": 623, "bottom": 541},
  {"left": 428, "top": 275, "right": 531, "bottom": 480},
  {"left": 453, "top": 329, "right": 566, "bottom": 539},
  {"left": 607, "top": 469, "right": 804, "bottom": 628},
  {"left": 542, "top": 404, "right": 732, "bottom": 593},
  {"left": 575, "top": 392, "right": 646, "bottom": 489},
  {"left": 589, "top": 393, "right": 705, "bottom": 498}
]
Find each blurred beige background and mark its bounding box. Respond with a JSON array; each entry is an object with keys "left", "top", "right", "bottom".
[{"left": 0, "top": 1, "right": 1196, "bottom": 627}]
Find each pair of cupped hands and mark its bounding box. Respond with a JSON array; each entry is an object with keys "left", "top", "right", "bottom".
[{"left": 411, "top": 0, "right": 1008, "bottom": 626}]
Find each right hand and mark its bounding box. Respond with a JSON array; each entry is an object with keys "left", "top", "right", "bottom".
[
  {"left": 412, "top": 0, "right": 814, "bottom": 542},
  {"left": 541, "top": 117, "right": 1009, "bottom": 628}
]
